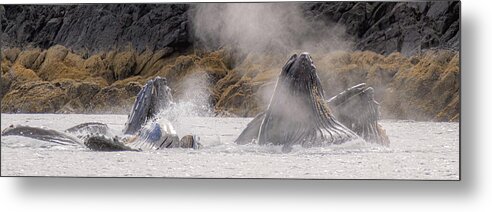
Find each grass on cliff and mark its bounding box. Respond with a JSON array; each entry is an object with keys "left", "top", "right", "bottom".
[{"left": 1, "top": 45, "right": 459, "bottom": 121}]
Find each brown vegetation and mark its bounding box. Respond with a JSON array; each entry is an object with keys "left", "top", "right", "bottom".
[{"left": 0, "top": 45, "right": 459, "bottom": 121}]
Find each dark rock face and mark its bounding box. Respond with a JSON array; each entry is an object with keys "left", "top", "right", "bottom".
[
  {"left": 303, "top": 1, "right": 460, "bottom": 55},
  {"left": 1, "top": 4, "right": 190, "bottom": 53},
  {"left": 1, "top": 2, "right": 459, "bottom": 55}
]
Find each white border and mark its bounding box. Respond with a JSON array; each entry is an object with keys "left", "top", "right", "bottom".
[{"left": 2, "top": 0, "right": 492, "bottom": 212}]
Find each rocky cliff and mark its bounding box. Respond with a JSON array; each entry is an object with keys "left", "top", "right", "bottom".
[
  {"left": 1, "top": 2, "right": 459, "bottom": 54},
  {"left": 304, "top": 1, "right": 460, "bottom": 55},
  {"left": 1, "top": 4, "right": 190, "bottom": 53},
  {"left": 0, "top": 2, "right": 460, "bottom": 121}
]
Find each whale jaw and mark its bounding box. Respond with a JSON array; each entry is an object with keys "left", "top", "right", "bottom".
[
  {"left": 235, "top": 53, "right": 358, "bottom": 150},
  {"left": 123, "top": 76, "right": 173, "bottom": 135}
]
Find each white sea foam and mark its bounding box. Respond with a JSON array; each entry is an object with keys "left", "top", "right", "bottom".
[{"left": 1, "top": 114, "right": 459, "bottom": 179}]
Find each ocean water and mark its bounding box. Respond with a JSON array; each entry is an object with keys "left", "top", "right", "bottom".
[{"left": 0, "top": 114, "right": 459, "bottom": 179}]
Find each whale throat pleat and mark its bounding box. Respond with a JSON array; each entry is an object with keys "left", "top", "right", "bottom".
[{"left": 237, "top": 53, "right": 358, "bottom": 147}]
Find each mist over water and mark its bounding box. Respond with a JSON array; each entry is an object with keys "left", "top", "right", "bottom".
[
  {"left": 189, "top": 3, "right": 355, "bottom": 115},
  {"left": 190, "top": 3, "right": 352, "bottom": 55},
  {"left": 163, "top": 72, "right": 214, "bottom": 121}
]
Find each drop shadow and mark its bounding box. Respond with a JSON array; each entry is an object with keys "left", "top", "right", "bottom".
[{"left": 8, "top": 3, "right": 478, "bottom": 200}]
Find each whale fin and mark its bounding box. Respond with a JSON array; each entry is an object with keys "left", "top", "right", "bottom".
[
  {"left": 1, "top": 123, "right": 138, "bottom": 151},
  {"left": 327, "top": 84, "right": 390, "bottom": 146},
  {"left": 65, "top": 122, "right": 110, "bottom": 135},
  {"left": 1, "top": 125, "right": 81, "bottom": 146},
  {"left": 66, "top": 122, "right": 140, "bottom": 151},
  {"left": 235, "top": 112, "right": 265, "bottom": 145}
]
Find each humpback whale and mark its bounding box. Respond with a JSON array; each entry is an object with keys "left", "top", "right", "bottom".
[
  {"left": 234, "top": 53, "right": 389, "bottom": 151},
  {"left": 2, "top": 53, "right": 388, "bottom": 153},
  {"left": 1, "top": 77, "right": 201, "bottom": 151},
  {"left": 327, "top": 83, "right": 390, "bottom": 146}
]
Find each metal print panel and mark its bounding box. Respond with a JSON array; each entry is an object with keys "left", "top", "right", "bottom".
[{"left": 0, "top": 1, "right": 460, "bottom": 179}]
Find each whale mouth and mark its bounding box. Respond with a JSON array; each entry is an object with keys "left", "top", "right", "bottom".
[
  {"left": 278, "top": 52, "right": 322, "bottom": 101},
  {"left": 235, "top": 52, "right": 358, "bottom": 149},
  {"left": 1, "top": 76, "right": 202, "bottom": 152},
  {"left": 281, "top": 52, "right": 316, "bottom": 79},
  {"left": 149, "top": 76, "right": 173, "bottom": 115},
  {"left": 123, "top": 76, "right": 174, "bottom": 135}
]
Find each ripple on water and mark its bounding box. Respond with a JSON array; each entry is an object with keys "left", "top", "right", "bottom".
[{"left": 0, "top": 114, "right": 459, "bottom": 179}]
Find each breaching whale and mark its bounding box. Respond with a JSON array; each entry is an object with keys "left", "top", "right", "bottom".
[
  {"left": 234, "top": 53, "right": 389, "bottom": 151},
  {"left": 1, "top": 77, "right": 201, "bottom": 151}
]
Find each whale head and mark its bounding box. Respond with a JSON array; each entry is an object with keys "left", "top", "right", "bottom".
[
  {"left": 255, "top": 52, "right": 357, "bottom": 148},
  {"left": 281, "top": 52, "right": 316, "bottom": 78},
  {"left": 123, "top": 76, "right": 174, "bottom": 135}
]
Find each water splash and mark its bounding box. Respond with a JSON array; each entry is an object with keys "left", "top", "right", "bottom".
[{"left": 162, "top": 72, "right": 214, "bottom": 121}]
